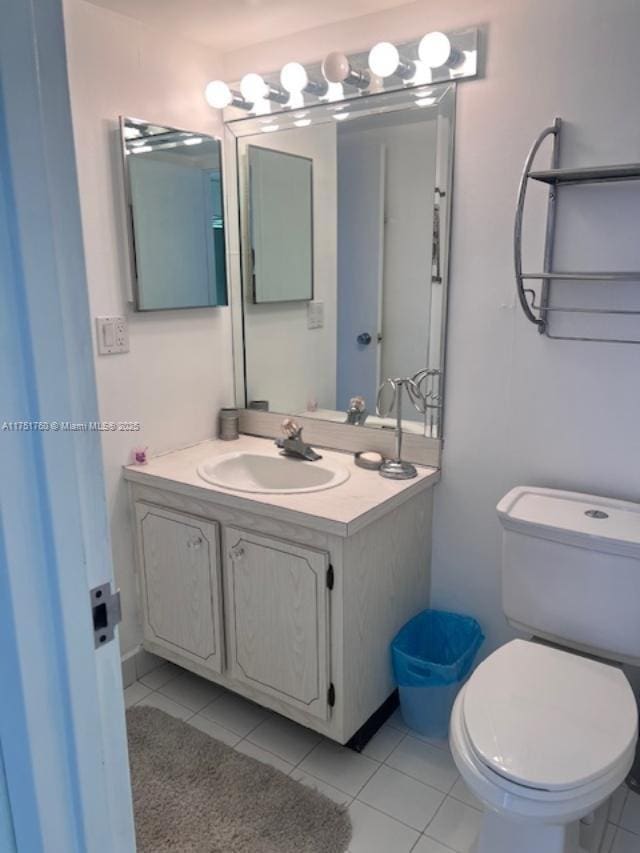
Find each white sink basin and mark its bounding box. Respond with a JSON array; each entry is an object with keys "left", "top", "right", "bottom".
[{"left": 197, "top": 451, "right": 350, "bottom": 494}]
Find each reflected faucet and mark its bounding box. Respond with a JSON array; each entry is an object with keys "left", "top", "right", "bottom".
[
  {"left": 276, "top": 418, "right": 322, "bottom": 461},
  {"left": 345, "top": 396, "right": 368, "bottom": 426}
]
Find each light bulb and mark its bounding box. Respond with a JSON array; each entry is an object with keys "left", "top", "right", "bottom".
[
  {"left": 322, "top": 82, "right": 344, "bottom": 103},
  {"left": 368, "top": 42, "right": 400, "bottom": 78},
  {"left": 280, "top": 62, "right": 308, "bottom": 94},
  {"left": 183, "top": 137, "right": 203, "bottom": 146},
  {"left": 253, "top": 98, "right": 271, "bottom": 116},
  {"left": 322, "top": 52, "right": 350, "bottom": 84},
  {"left": 322, "top": 51, "right": 370, "bottom": 89},
  {"left": 240, "top": 73, "right": 268, "bottom": 102},
  {"left": 418, "top": 32, "right": 452, "bottom": 68},
  {"left": 204, "top": 80, "right": 232, "bottom": 109}
]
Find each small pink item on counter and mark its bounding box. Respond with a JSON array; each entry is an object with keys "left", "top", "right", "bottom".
[
  {"left": 133, "top": 446, "right": 148, "bottom": 465},
  {"left": 307, "top": 398, "right": 318, "bottom": 412}
]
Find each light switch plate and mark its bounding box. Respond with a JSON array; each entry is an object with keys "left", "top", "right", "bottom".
[
  {"left": 307, "top": 300, "right": 324, "bottom": 330},
  {"left": 96, "top": 316, "right": 129, "bottom": 355}
]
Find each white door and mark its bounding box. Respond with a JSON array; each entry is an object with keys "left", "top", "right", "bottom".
[
  {"left": 136, "top": 503, "right": 224, "bottom": 673},
  {"left": 224, "top": 527, "right": 331, "bottom": 720},
  {"left": 0, "top": 2, "right": 135, "bottom": 849}
]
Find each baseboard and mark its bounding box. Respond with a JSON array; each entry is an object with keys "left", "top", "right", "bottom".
[
  {"left": 346, "top": 690, "right": 400, "bottom": 752},
  {"left": 121, "top": 645, "right": 165, "bottom": 688}
]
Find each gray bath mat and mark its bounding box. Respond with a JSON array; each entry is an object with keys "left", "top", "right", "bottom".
[{"left": 126, "top": 705, "right": 352, "bottom": 853}]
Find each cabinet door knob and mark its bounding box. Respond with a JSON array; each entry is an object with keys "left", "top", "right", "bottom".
[
  {"left": 230, "top": 544, "right": 245, "bottom": 559},
  {"left": 187, "top": 536, "right": 203, "bottom": 550}
]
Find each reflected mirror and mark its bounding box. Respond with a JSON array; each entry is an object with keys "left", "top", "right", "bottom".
[
  {"left": 249, "top": 146, "right": 313, "bottom": 303},
  {"left": 120, "top": 117, "right": 228, "bottom": 311},
  {"left": 230, "top": 84, "right": 454, "bottom": 438}
]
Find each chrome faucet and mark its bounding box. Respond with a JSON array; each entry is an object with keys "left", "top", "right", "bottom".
[
  {"left": 345, "top": 395, "right": 368, "bottom": 426},
  {"left": 276, "top": 418, "right": 322, "bottom": 461}
]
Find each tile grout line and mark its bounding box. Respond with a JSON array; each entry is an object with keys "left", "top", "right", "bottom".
[
  {"left": 419, "top": 788, "right": 459, "bottom": 841},
  {"left": 128, "top": 678, "right": 639, "bottom": 850},
  {"left": 134, "top": 682, "right": 498, "bottom": 836},
  {"left": 134, "top": 680, "right": 470, "bottom": 816}
]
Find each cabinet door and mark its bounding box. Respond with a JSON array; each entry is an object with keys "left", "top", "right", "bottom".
[
  {"left": 225, "top": 527, "right": 330, "bottom": 721},
  {"left": 135, "top": 502, "right": 224, "bottom": 674}
]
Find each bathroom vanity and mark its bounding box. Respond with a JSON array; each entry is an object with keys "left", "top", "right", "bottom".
[{"left": 124, "top": 435, "right": 438, "bottom": 744}]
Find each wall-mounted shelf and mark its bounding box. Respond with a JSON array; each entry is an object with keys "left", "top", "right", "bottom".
[
  {"left": 520, "top": 271, "right": 640, "bottom": 281},
  {"left": 528, "top": 163, "right": 640, "bottom": 186},
  {"left": 514, "top": 117, "right": 640, "bottom": 344}
]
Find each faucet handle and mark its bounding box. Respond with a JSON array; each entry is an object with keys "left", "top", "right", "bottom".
[{"left": 281, "top": 417, "right": 301, "bottom": 438}]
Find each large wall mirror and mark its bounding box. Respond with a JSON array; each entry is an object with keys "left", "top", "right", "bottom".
[
  {"left": 120, "top": 117, "right": 228, "bottom": 311},
  {"left": 228, "top": 83, "right": 455, "bottom": 439}
]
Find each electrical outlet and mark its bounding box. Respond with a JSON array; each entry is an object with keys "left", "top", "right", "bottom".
[
  {"left": 96, "top": 316, "right": 129, "bottom": 355},
  {"left": 307, "top": 300, "right": 324, "bottom": 330}
]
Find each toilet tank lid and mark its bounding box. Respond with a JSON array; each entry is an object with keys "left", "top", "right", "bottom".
[{"left": 497, "top": 486, "right": 640, "bottom": 558}]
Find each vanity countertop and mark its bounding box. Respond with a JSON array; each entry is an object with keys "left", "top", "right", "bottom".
[{"left": 123, "top": 435, "right": 439, "bottom": 537}]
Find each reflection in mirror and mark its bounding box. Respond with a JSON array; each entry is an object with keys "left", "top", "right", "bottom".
[
  {"left": 234, "top": 84, "right": 454, "bottom": 438},
  {"left": 121, "top": 117, "right": 227, "bottom": 311},
  {"left": 249, "top": 146, "right": 313, "bottom": 303}
]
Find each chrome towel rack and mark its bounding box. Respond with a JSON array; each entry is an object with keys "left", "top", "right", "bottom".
[{"left": 514, "top": 117, "right": 640, "bottom": 344}]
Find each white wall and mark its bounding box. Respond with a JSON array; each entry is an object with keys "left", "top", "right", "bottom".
[
  {"left": 238, "top": 124, "right": 338, "bottom": 414},
  {"left": 224, "top": 0, "right": 640, "bottom": 655},
  {"left": 64, "top": 0, "right": 235, "bottom": 654}
]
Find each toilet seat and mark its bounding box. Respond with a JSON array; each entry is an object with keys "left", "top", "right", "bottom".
[{"left": 462, "top": 639, "right": 638, "bottom": 793}]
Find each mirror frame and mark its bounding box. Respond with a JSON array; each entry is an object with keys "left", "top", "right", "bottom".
[
  {"left": 119, "top": 116, "right": 228, "bottom": 312},
  {"left": 224, "top": 82, "right": 456, "bottom": 456}
]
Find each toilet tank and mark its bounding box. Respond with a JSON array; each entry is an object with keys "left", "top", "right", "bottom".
[{"left": 497, "top": 486, "right": 640, "bottom": 665}]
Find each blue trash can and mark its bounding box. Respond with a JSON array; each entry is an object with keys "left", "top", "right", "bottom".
[{"left": 391, "top": 609, "right": 484, "bottom": 739}]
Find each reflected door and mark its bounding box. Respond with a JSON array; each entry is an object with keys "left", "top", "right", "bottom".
[{"left": 336, "top": 140, "right": 385, "bottom": 412}]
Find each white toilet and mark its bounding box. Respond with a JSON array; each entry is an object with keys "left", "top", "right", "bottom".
[{"left": 449, "top": 486, "right": 640, "bottom": 853}]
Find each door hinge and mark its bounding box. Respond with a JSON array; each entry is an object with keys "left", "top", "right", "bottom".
[
  {"left": 326, "top": 564, "right": 334, "bottom": 590},
  {"left": 90, "top": 582, "right": 122, "bottom": 649},
  {"left": 328, "top": 683, "right": 336, "bottom": 707}
]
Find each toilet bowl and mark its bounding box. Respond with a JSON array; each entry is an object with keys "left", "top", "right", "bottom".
[{"left": 449, "top": 639, "right": 638, "bottom": 853}]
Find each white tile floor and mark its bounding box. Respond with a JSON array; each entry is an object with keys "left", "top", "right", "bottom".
[{"left": 125, "top": 663, "right": 640, "bottom": 853}]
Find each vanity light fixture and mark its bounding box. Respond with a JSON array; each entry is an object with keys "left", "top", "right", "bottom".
[
  {"left": 452, "top": 50, "right": 476, "bottom": 77},
  {"left": 322, "top": 82, "right": 345, "bottom": 103},
  {"left": 280, "top": 61, "right": 328, "bottom": 97},
  {"left": 322, "top": 51, "right": 370, "bottom": 90},
  {"left": 240, "top": 72, "right": 289, "bottom": 105},
  {"left": 368, "top": 42, "right": 416, "bottom": 80},
  {"left": 418, "top": 31, "right": 463, "bottom": 69},
  {"left": 204, "top": 80, "right": 253, "bottom": 111},
  {"left": 207, "top": 27, "right": 478, "bottom": 115}
]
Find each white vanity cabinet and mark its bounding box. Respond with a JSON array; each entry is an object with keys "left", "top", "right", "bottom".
[
  {"left": 125, "top": 437, "right": 438, "bottom": 744},
  {"left": 224, "top": 527, "right": 331, "bottom": 722},
  {"left": 134, "top": 503, "right": 225, "bottom": 675}
]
